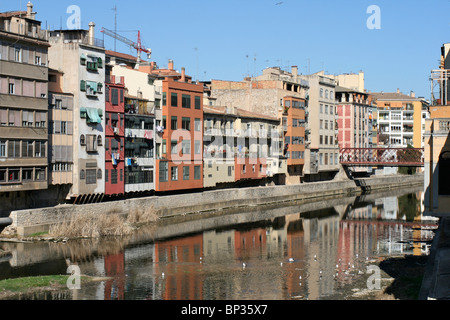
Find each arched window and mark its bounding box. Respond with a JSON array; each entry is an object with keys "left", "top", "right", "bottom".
[
  {"left": 97, "top": 135, "right": 102, "bottom": 146},
  {"left": 80, "top": 169, "right": 85, "bottom": 180},
  {"left": 80, "top": 134, "right": 86, "bottom": 146},
  {"left": 97, "top": 169, "right": 102, "bottom": 179},
  {"left": 439, "top": 151, "right": 450, "bottom": 195}
]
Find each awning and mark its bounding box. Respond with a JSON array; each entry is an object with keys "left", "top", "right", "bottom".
[{"left": 86, "top": 107, "right": 101, "bottom": 124}]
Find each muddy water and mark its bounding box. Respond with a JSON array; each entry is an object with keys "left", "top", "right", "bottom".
[{"left": 0, "top": 186, "right": 438, "bottom": 300}]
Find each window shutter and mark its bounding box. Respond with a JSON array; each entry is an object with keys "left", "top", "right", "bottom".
[{"left": 80, "top": 80, "right": 86, "bottom": 91}]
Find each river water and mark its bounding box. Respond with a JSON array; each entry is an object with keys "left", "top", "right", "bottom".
[{"left": 0, "top": 185, "right": 438, "bottom": 300}]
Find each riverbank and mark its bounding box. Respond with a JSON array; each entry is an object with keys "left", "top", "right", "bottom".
[{"left": 0, "top": 173, "right": 424, "bottom": 238}]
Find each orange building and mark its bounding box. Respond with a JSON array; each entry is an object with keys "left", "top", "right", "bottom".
[
  {"left": 151, "top": 61, "right": 204, "bottom": 192},
  {"left": 281, "top": 96, "right": 306, "bottom": 183}
]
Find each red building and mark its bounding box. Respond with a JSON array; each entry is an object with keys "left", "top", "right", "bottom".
[
  {"left": 105, "top": 73, "right": 126, "bottom": 196},
  {"left": 152, "top": 61, "right": 204, "bottom": 192}
]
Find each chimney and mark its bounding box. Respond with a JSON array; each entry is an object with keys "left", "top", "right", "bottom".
[
  {"left": 168, "top": 59, "right": 174, "bottom": 70},
  {"left": 26, "top": 2, "right": 36, "bottom": 19},
  {"left": 410, "top": 91, "right": 415, "bottom": 98},
  {"left": 88, "top": 22, "right": 95, "bottom": 46},
  {"left": 397, "top": 88, "right": 400, "bottom": 94},
  {"left": 181, "top": 67, "right": 186, "bottom": 82},
  {"left": 291, "top": 66, "right": 298, "bottom": 77}
]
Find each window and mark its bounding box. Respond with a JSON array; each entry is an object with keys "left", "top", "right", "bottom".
[
  {"left": 228, "top": 166, "right": 233, "bottom": 177},
  {"left": 0, "top": 169, "right": 5, "bottom": 182},
  {"left": 0, "top": 140, "right": 5, "bottom": 157},
  {"left": 194, "top": 165, "right": 201, "bottom": 180},
  {"left": 35, "top": 141, "right": 46, "bottom": 157},
  {"left": 35, "top": 168, "right": 46, "bottom": 181},
  {"left": 182, "top": 117, "right": 190, "bottom": 131},
  {"left": 8, "top": 169, "right": 20, "bottom": 182},
  {"left": 183, "top": 166, "right": 190, "bottom": 180},
  {"left": 80, "top": 135, "right": 86, "bottom": 146},
  {"left": 86, "top": 134, "right": 97, "bottom": 152},
  {"left": 8, "top": 83, "right": 14, "bottom": 94},
  {"left": 97, "top": 135, "right": 102, "bottom": 146},
  {"left": 195, "top": 118, "right": 201, "bottom": 131},
  {"left": 111, "top": 169, "right": 118, "bottom": 185},
  {"left": 159, "top": 161, "right": 168, "bottom": 182},
  {"left": 182, "top": 140, "right": 190, "bottom": 155},
  {"left": 320, "top": 104, "right": 323, "bottom": 113},
  {"left": 171, "top": 166, "right": 178, "bottom": 181},
  {"left": 80, "top": 169, "right": 85, "bottom": 180},
  {"left": 162, "top": 139, "right": 167, "bottom": 154},
  {"left": 22, "top": 140, "right": 33, "bottom": 157},
  {"left": 182, "top": 94, "right": 191, "bottom": 108},
  {"left": 171, "top": 140, "right": 178, "bottom": 154},
  {"left": 22, "top": 168, "right": 33, "bottom": 181},
  {"left": 162, "top": 92, "right": 167, "bottom": 106},
  {"left": 171, "top": 116, "right": 178, "bottom": 130},
  {"left": 86, "top": 169, "right": 97, "bottom": 184},
  {"left": 14, "top": 47, "right": 21, "bottom": 62},
  {"left": 194, "top": 140, "right": 201, "bottom": 154},
  {"left": 8, "top": 140, "right": 20, "bottom": 158},
  {"left": 171, "top": 92, "right": 178, "bottom": 107},
  {"left": 320, "top": 88, "right": 323, "bottom": 98},
  {"left": 195, "top": 96, "right": 201, "bottom": 109},
  {"left": 111, "top": 88, "right": 119, "bottom": 105}
]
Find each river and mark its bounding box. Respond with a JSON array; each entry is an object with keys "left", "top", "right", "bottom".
[{"left": 0, "top": 185, "right": 438, "bottom": 300}]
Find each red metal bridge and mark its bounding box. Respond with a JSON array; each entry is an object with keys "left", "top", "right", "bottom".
[{"left": 339, "top": 148, "right": 424, "bottom": 167}]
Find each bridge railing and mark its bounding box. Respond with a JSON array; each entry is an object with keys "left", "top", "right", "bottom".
[{"left": 339, "top": 147, "right": 424, "bottom": 166}]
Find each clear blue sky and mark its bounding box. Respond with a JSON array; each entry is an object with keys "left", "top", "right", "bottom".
[{"left": 2, "top": 0, "right": 449, "bottom": 99}]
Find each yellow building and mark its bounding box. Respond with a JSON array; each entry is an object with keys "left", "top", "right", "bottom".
[
  {"left": 424, "top": 43, "right": 450, "bottom": 216},
  {"left": 423, "top": 106, "right": 450, "bottom": 216},
  {"left": 372, "top": 90, "right": 429, "bottom": 148}
]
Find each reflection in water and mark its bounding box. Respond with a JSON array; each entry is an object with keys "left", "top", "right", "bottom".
[{"left": 0, "top": 190, "right": 438, "bottom": 300}]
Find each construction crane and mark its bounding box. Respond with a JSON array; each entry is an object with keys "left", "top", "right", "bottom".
[{"left": 101, "top": 27, "right": 151, "bottom": 63}]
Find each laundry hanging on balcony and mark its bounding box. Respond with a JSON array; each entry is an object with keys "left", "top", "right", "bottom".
[{"left": 144, "top": 130, "right": 153, "bottom": 140}]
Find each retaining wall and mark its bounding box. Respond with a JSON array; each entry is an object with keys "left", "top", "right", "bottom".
[{"left": 4, "top": 174, "right": 423, "bottom": 237}]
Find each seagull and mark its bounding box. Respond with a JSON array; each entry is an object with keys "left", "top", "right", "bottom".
[
  {"left": 243, "top": 262, "right": 246, "bottom": 269},
  {"left": 275, "top": 1, "right": 283, "bottom": 5},
  {"left": 299, "top": 275, "right": 302, "bottom": 280},
  {"left": 162, "top": 272, "right": 165, "bottom": 279},
  {"left": 280, "top": 262, "right": 283, "bottom": 266},
  {"left": 289, "top": 258, "right": 294, "bottom": 262}
]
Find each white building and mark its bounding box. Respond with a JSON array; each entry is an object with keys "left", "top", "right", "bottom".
[{"left": 48, "top": 23, "right": 106, "bottom": 202}]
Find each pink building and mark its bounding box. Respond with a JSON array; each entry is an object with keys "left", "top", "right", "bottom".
[{"left": 336, "top": 86, "right": 374, "bottom": 149}]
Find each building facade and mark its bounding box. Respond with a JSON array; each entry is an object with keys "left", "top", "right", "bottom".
[
  {"left": 372, "top": 90, "right": 429, "bottom": 148},
  {"left": 48, "top": 68, "right": 74, "bottom": 187},
  {"left": 203, "top": 105, "right": 281, "bottom": 187},
  {"left": 105, "top": 73, "right": 125, "bottom": 196},
  {"left": 0, "top": 3, "right": 49, "bottom": 213},
  {"left": 153, "top": 62, "right": 204, "bottom": 192},
  {"left": 124, "top": 94, "right": 156, "bottom": 194},
  {"left": 336, "top": 86, "right": 374, "bottom": 149},
  {"left": 424, "top": 43, "right": 450, "bottom": 216},
  {"left": 210, "top": 66, "right": 308, "bottom": 184},
  {"left": 48, "top": 23, "right": 106, "bottom": 203},
  {"left": 299, "top": 72, "right": 340, "bottom": 181}
]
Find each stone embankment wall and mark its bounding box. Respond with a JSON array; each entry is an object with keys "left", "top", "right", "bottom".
[{"left": 5, "top": 174, "right": 423, "bottom": 236}]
